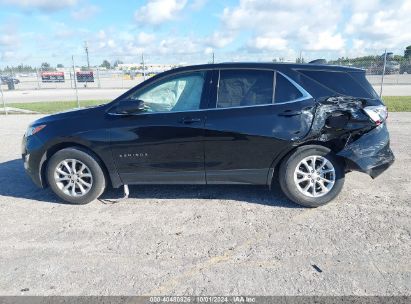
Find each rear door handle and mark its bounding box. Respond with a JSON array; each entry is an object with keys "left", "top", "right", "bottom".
[
  {"left": 179, "top": 117, "right": 202, "bottom": 124},
  {"left": 278, "top": 110, "right": 302, "bottom": 117}
]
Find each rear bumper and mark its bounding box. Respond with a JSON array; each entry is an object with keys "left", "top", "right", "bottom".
[{"left": 337, "top": 123, "right": 394, "bottom": 178}]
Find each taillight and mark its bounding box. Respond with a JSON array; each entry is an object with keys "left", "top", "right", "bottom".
[{"left": 363, "top": 105, "right": 388, "bottom": 125}]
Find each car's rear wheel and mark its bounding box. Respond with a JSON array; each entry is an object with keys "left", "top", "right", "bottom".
[
  {"left": 279, "top": 145, "right": 345, "bottom": 207},
  {"left": 46, "top": 148, "right": 106, "bottom": 204}
]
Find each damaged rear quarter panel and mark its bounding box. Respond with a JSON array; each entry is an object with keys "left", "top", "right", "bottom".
[{"left": 297, "top": 96, "right": 394, "bottom": 178}]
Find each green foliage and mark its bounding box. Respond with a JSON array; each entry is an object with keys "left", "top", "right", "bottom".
[
  {"left": 10, "top": 100, "right": 110, "bottom": 114},
  {"left": 405, "top": 46, "right": 411, "bottom": 59},
  {"left": 383, "top": 96, "right": 411, "bottom": 112},
  {"left": 0, "top": 64, "right": 36, "bottom": 74},
  {"left": 40, "top": 62, "right": 53, "bottom": 71},
  {"left": 113, "top": 60, "right": 124, "bottom": 68},
  {"left": 100, "top": 60, "right": 111, "bottom": 69}
]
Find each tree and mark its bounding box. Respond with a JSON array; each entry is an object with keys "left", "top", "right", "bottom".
[
  {"left": 405, "top": 45, "right": 411, "bottom": 59},
  {"left": 100, "top": 60, "right": 111, "bottom": 69},
  {"left": 41, "top": 62, "right": 51, "bottom": 71},
  {"left": 113, "top": 59, "right": 124, "bottom": 68},
  {"left": 57, "top": 64, "right": 64, "bottom": 68}
]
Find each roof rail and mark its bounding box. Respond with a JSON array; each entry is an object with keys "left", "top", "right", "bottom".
[{"left": 308, "top": 59, "right": 327, "bottom": 64}]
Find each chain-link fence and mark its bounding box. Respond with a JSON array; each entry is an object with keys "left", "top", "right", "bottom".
[{"left": 1, "top": 50, "right": 411, "bottom": 114}]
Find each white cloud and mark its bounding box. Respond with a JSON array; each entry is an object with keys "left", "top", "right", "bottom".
[
  {"left": 206, "top": 31, "right": 235, "bottom": 49},
  {"left": 190, "top": 0, "right": 207, "bottom": 10},
  {"left": 134, "top": 0, "right": 187, "bottom": 25},
  {"left": 0, "top": 0, "right": 77, "bottom": 12},
  {"left": 0, "top": 34, "right": 19, "bottom": 47},
  {"left": 344, "top": 0, "right": 411, "bottom": 50},
  {"left": 218, "top": 0, "right": 411, "bottom": 56},
  {"left": 97, "top": 30, "right": 106, "bottom": 40},
  {"left": 71, "top": 5, "right": 100, "bottom": 20},
  {"left": 221, "top": 0, "right": 345, "bottom": 53},
  {"left": 302, "top": 31, "right": 345, "bottom": 51},
  {"left": 53, "top": 22, "right": 75, "bottom": 39},
  {"left": 3, "top": 0, "right": 411, "bottom": 66},
  {"left": 248, "top": 36, "right": 288, "bottom": 51},
  {"left": 1, "top": 50, "right": 15, "bottom": 61},
  {"left": 136, "top": 32, "right": 156, "bottom": 45}
]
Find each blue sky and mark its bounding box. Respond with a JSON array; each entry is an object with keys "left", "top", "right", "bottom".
[{"left": 0, "top": 0, "right": 410, "bottom": 68}]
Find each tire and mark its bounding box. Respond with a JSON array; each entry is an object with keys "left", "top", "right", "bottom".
[
  {"left": 279, "top": 145, "right": 345, "bottom": 208},
  {"left": 46, "top": 148, "right": 106, "bottom": 204}
]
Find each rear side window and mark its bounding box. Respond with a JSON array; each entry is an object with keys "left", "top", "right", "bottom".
[
  {"left": 217, "top": 69, "right": 274, "bottom": 108},
  {"left": 298, "top": 70, "right": 376, "bottom": 98},
  {"left": 274, "top": 73, "right": 303, "bottom": 103}
]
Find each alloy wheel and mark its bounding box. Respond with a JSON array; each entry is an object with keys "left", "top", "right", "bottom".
[
  {"left": 54, "top": 159, "right": 93, "bottom": 197},
  {"left": 293, "top": 155, "right": 336, "bottom": 198}
]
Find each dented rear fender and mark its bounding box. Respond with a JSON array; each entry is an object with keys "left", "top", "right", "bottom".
[{"left": 299, "top": 96, "right": 394, "bottom": 178}]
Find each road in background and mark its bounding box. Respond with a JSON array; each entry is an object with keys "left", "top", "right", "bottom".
[
  {"left": 0, "top": 113, "right": 409, "bottom": 295},
  {"left": 3, "top": 88, "right": 126, "bottom": 103}
]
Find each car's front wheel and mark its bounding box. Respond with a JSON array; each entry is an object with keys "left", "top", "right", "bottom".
[
  {"left": 46, "top": 148, "right": 106, "bottom": 204},
  {"left": 279, "top": 145, "right": 345, "bottom": 207}
]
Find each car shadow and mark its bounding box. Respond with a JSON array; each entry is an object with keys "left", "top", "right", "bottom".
[{"left": 0, "top": 158, "right": 299, "bottom": 208}]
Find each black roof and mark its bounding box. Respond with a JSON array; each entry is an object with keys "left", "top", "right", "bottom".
[{"left": 170, "top": 62, "right": 364, "bottom": 73}]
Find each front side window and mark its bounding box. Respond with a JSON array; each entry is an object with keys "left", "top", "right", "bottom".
[
  {"left": 129, "top": 71, "right": 205, "bottom": 113},
  {"left": 217, "top": 69, "right": 274, "bottom": 108}
]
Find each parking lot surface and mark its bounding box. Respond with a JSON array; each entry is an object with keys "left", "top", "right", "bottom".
[{"left": 0, "top": 114, "right": 410, "bottom": 295}]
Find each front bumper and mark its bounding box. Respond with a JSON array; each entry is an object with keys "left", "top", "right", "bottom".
[
  {"left": 22, "top": 134, "right": 46, "bottom": 188},
  {"left": 337, "top": 123, "right": 395, "bottom": 178}
]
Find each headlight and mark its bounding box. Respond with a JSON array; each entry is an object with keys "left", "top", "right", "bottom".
[{"left": 26, "top": 124, "right": 46, "bottom": 137}]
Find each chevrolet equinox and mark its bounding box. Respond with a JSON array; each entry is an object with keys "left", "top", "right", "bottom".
[{"left": 22, "top": 63, "right": 394, "bottom": 207}]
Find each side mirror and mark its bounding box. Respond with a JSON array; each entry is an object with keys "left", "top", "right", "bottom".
[{"left": 113, "top": 99, "right": 145, "bottom": 115}]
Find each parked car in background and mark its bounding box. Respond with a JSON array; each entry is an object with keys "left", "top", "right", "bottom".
[
  {"left": 0, "top": 76, "right": 20, "bottom": 84},
  {"left": 400, "top": 62, "right": 411, "bottom": 74},
  {"left": 22, "top": 63, "right": 394, "bottom": 207},
  {"left": 368, "top": 61, "right": 400, "bottom": 75}
]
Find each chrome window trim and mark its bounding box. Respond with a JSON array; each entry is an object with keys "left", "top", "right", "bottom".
[
  {"left": 108, "top": 68, "right": 313, "bottom": 116},
  {"left": 108, "top": 98, "right": 311, "bottom": 116},
  {"left": 272, "top": 71, "right": 277, "bottom": 103},
  {"left": 276, "top": 71, "right": 312, "bottom": 102}
]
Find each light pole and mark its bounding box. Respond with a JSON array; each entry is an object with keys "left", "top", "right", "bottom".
[
  {"left": 84, "top": 41, "right": 90, "bottom": 70},
  {"left": 72, "top": 55, "right": 80, "bottom": 108}
]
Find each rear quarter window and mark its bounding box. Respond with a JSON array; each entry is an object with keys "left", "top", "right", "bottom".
[{"left": 298, "top": 69, "right": 377, "bottom": 98}]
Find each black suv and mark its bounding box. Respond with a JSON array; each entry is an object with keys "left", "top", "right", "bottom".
[{"left": 22, "top": 63, "right": 394, "bottom": 207}]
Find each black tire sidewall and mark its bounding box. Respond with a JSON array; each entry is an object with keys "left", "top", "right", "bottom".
[
  {"left": 279, "top": 145, "right": 345, "bottom": 207},
  {"left": 46, "top": 148, "right": 106, "bottom": 204}
]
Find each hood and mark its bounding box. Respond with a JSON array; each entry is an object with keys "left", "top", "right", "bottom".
[{"left": 30, "top": 104, "right": 107, "bottom": 127}]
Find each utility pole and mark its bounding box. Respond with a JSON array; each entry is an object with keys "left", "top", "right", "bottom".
[
  {"left": 380, "top": 49, "right": 387, "bottom": 98},
  {"left": 141, "top": 53, "right": 146, "bottom": 81},
  {"left": 84, "top": 41, "right": 90, "bottom": 69},
  {"left": 212, "top": 52, "right": 215, "bottom": 64},
  {"left": 72, "top": 55, "right": 80, "bottom": 108},
  {"left": 0, "top": 78, "right": 6, "bottom": 115}
]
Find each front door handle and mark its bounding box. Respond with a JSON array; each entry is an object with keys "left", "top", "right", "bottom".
[{"left": 180, "top": 117, "right": 202, "bottom": 124}]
